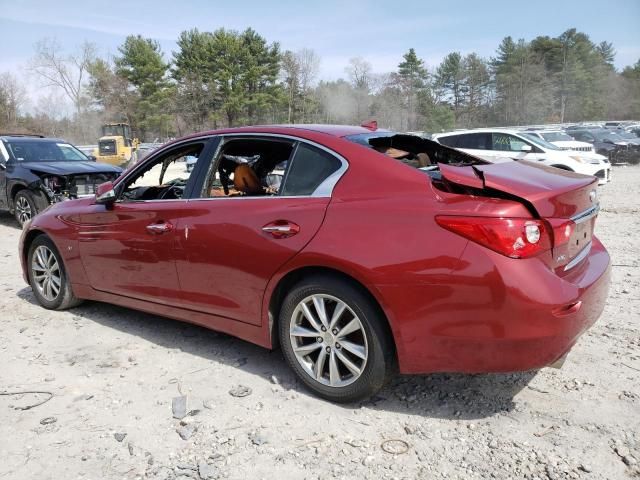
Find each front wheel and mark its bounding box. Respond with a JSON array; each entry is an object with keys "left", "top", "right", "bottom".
[
  {"left": 279, "top": 275, "right": 394, "bottom": 403},
  {"left": 14, "top": 190, "right": 41, "bottom": 227},
  {"left": 27, "top": 235, "right": 83, "bottom": 310}
]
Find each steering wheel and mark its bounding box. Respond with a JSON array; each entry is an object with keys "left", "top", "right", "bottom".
[{"left": 158, "top": 185, "right": 184, "bottom": 200}]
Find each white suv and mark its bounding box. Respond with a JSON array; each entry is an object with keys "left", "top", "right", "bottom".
[
  {"left": 433, "top": 129, "right": 611, "bottom": 185},
  {"left": 524, "top": 129, "right": 611, "bottom": 158}
]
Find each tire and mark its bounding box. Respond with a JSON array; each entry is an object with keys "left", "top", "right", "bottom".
[
  {"left": 279, "top": 275, "right": 394, "bottom": 403},
  {"left": 27, "top": 234, "right": 83, "bottom": 310},
  {"left": 14, "top": 190, "right": 42, "bottom": 227}
]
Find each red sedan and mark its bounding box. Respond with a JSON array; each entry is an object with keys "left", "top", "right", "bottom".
[{"left": 19, "top": 125, "right": 610, "bottom": 402}]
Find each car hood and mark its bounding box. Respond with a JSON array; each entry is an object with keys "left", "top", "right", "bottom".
[
  {"left": 20, "top": 161, "right": 122, "bottom": 175},
  {"left": 551, "top": 140, "right": 592, "bottom": 149}
]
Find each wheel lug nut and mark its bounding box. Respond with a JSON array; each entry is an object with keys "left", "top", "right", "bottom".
[
  {"left": 335, "top": 343, "right": 341, "bottom": 349},
  {"left": 332, "top": 329, "right": 338, "bottom": 335},
  {"left": 317, "top": 337, "right": 323, "bottom": 343},
  {"left": 321, "top": 326, "right": 327, "bottom": 332},
  {"left": 325, "top": 346, "right": 331, "bottom": 353}
]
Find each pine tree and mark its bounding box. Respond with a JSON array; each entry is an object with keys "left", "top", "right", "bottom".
[{"left": 398, "top": 48, "right": 428, "bottom": 130}]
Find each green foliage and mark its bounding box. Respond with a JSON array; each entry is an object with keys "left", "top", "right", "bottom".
[
  {"left": 115, "top": 36, "right": 168, "bottom": 97},
  {"left": 34, "top": 26, "right": 640, "bottom": 139},
  {"left": 172, "top": 27, "right": 282, "bottom": 127},
  {"left": 110, "top": 35, "right": 173, "bottom": 139}
]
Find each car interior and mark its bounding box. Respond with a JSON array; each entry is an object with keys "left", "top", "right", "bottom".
[
  {"left": 205, "top": 138, "right": 294, "bottom": 198},
  {"left": 348, "top": 133, "right": 483, "bottom": 170},
  {"left": 118, "top": 133, "right": 488, "bottom": 202},
  {"left": 121, "top": 143, "right": 205, "bottom": 201}
]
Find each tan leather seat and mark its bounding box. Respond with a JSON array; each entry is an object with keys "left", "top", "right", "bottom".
[{"left": 233, "top": 164, "right": 262, "bottom": 194}]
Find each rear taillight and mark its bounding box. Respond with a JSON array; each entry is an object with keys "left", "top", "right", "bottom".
[
  {"left": 545, "top": 218, "right": 576, "bottom": 248},
  {"left": 435, "top": 216, "right": 552, "bottom": 258}
]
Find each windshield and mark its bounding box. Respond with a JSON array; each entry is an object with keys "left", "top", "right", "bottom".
[
  {"left": 616, "top": 131, "right": 637, "bottom": 140},
  {"left": 520, "top": 133, "right": 561, "bottom": 150},
  {"left": 591, "top": 130, "right": 621, "bottom": 142},
  {"left": 541, "top": 131, "right": 574, "bottom": 142},
  {"left": 102, "top": 125, "right": 126, "bottom": 136},
  {"left": 6, "top": 140, "right": 89, "bottom": 162}
]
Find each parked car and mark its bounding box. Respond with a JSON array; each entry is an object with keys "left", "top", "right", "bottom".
[
  {"left": 566, "top": 127, "right": 640, "bottom": 165},
  {"left": 525, "top": 129, "right": 598, "bottom": 154},
  {"left": 432, "top": 129, "right": 611, "bottom": 185},
  {"left": 0, "top": 134, "right": 122, "bottom": 226},
  {"left": 19, "top": 125, "right": 610, "bottom": 402},
  {"left": 613, "top": 130, "right": 640, "bottom": 146}
]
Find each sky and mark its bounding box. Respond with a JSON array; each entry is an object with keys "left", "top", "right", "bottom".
[{"left": 1, "top": 0, "right": 639, "bottom": 106}]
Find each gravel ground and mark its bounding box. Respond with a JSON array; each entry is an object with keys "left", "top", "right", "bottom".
[{"left": 0, "top": 166, "right": 639, "bottom": 480}]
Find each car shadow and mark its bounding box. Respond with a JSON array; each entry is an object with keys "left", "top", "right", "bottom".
[
  {"left": 16, "top": 286, "right": 535, "bottom": 420},
  {"left": 0, "top": 211, "right": 19, "bottom": 228}
]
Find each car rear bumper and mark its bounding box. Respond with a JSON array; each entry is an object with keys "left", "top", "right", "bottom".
[{"left": 379, "top": 236, "right": 611, "bottom": 374}]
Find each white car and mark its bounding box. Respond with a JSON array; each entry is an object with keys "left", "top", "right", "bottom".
[
  {"left": 433, "top": 129, "right": 611, "bottom": 185},
  {"left": 524, "top": 130, "right": 595, "bottom": 153}
]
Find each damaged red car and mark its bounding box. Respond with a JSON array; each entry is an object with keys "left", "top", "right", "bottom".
[{"left": 19, "top": 125, "right": 611, "bottom": 402}]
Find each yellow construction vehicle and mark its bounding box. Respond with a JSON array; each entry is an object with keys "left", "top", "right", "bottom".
[{"left": 92, "top": 123, "right": 139, "bottom": 166}]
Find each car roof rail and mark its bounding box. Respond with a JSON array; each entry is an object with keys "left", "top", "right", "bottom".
[{"left": 0, "top": 133, "right": 46, "bottom": 138}]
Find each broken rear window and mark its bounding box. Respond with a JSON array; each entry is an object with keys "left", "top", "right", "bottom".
[{"left": 344, "top": 132, "right": 485, "bottom": 170}]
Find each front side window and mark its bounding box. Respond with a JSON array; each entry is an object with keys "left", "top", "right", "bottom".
[
  {"left": 120, "top": 142, "right": 204, "bottom": 201},
  {"left": 492, "top": 133, "right": 528, "bottom": 152}
]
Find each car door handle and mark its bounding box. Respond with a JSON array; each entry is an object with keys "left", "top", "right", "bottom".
[
  {"left": 262, "top": 221, "right": 300, "bottom": 239},
  {"left": 146, "top": 221, "right": 174, "bottom": 234}
]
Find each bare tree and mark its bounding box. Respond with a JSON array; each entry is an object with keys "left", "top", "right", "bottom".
[
  {"left": 30, "top": 38, "right": 96, "bottom": 124},
  {"left": 281, "top": 51, "right": 301, "bottom": 123},
  {"left": 345, "top": 57, "right": 372, "bottom": 121},
  {"left": 297, "top": 48, "right": 320, "bottom": 121},
  {"left": 0, "top": 72, "right": 27, "bottom": 128}
]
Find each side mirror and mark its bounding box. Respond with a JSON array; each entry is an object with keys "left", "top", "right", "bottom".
[
  {"left": 602, "top": 138, "right": 613, "bottom": 144},
  {"left": 520, "top": 144, "right": 533, "bottom": 152},
  {"left": 95, "top": 181, "right": 116, "bottom": 205},
  {"left": 87, "top": 155, "right": 97, "bottom": 162}
]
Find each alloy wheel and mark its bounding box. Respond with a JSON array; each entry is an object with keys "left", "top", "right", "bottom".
[
  {"left": 31, "top": 245, "right": 61, "bottom": 301},
  {"left": 16, "top": 196, "right": 32, "bottom": 224},
  {"left": 289, "top": 294, "right": 368, "bottom": 387}
]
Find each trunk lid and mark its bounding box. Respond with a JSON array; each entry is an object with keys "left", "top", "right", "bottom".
[{"left": 439, "top": 160, "right": 599, "bottom": 271}]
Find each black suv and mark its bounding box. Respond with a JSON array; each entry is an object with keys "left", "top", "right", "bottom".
[
  {"left": 566, "top": 127, "right": 640, "bottom": 165},
  {"left": 0, "top": 135, "right": 122, "bottom": 226}
]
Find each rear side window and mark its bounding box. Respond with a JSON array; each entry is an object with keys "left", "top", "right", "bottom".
[
  {"left": 457, "top": 133, "right": 491, "bottom": 149},
  {"left": 281, "top": 143, "right": 341, "bottom": 196},
  {"left": 437, "top": 135, "right": 460, "bottom": 147}
]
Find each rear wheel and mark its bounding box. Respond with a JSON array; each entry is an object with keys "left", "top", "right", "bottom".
[
  {"left": 14, "top": 190, "right": 40, "bottom": 227},
  {"left": 279, "top": 275, "right": 393, "bottom": 403},
  {"left": 27, "top": 235, "right": 82, "bottom": 310}
]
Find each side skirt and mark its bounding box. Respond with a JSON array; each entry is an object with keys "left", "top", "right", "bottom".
[{"left": 72, "top": 284, "right": 273, "bottom": 349}]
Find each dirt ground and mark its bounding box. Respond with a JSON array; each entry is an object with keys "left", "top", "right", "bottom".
[{"left": 0, "top": 166, "right": 639, "bottom": 480}]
